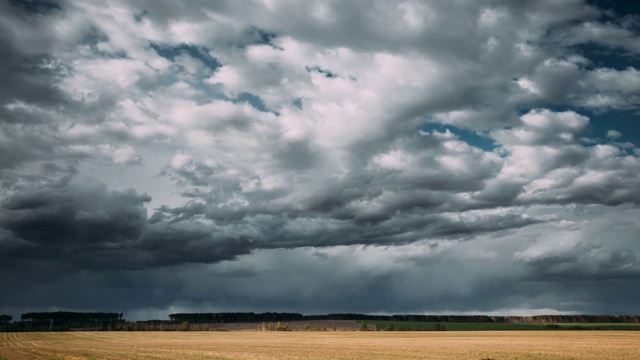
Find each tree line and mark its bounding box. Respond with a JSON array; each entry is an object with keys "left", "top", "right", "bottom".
[
  {"left": 21, "top": 312, "right": 124, "bottom": 323},
  {"left": 169, "top": 312, "right": 305, "bottom": 323},
  {"left": 168, "top": 312, "right": 640, "bottom": 324},
  {"left": 3, "top": 312, "right": 640, "bottom": 332},
  {"left": 0, "top": 312, "right": 125, "bottom": 332}
]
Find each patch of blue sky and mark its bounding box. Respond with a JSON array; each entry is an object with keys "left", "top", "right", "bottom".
[
  {"left": 583, "top": 109, "right": 640, "bottom": 148},
  {"left": 421, "top": 123, "right": 497, "bottom": 152},
  {"left": 79, "top": 30, "right": 128, "bottom": 59},
  {"left": 235, "top": 92, "right": 269, "bottom": 113},
  {"left": 153, "top": 69, "right": 270, "bottom": 113},
  {"left": 9, "top": 0, "right": 60, "bottom": 13},
  {"left": 246, "top": 26, "right": 279, "bottom": 48},
  {"left": 134, "top": 10, "right": 148, "bottom": 22},
  {"left": 292, "top": 98, "right": 303, "bottom": 109},
  {"left": 573, "top": 44, "right": 640, "bottom": 71},
  {"left": 588, "top": 0, "right": 640, "bottom": 17},
  {"left": 149, "top": 42, "right": 221, "bottom": 72},
  {"left": 516, "top": 104, "right": 640, "bottom": 149},
  {"left": 305, "top": 66, "right": 337, "bottom": 79}
]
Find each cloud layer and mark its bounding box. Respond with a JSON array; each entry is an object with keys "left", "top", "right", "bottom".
[{"left": 1, "top": 0, "right": 640, "bottom": 318}]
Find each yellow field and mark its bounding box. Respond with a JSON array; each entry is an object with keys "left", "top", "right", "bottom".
[{"left": 1, "top": 331, "right": 639, "bottom": 359}]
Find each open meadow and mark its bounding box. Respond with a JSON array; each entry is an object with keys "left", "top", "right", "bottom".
[{"left": 1, "top": 331, "right": 639, "bottom": 360}]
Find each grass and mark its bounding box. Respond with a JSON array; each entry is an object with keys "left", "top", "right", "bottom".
[
  {"left": 363, "top": 320, "right": 640, "bottom": 331},
  {"left": 1, "top": 331, "right": 640, "bottom": 359}
]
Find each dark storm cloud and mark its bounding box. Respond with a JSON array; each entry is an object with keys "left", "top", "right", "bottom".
[
  {"left": 523, "top": 250, "right": 640, "bottom": 281},
  {"left": 3, "top": 183, "right": 148, "bottom": 245},
  {"left": 0, "top": 179, "right": 257, "bottom": 271},
  {"left": 514, "top": 207, "right": 640, "bottom": 284},
  {"left": 34, "top": 241, "right": 633, "bottom": 319},
  {"left": 0, "top": 169, "right": 542, "bottom": 281},
  {"left": 0, "top": 2, "right": 70, "bottom": 168},
  {"left": 0, "top": 1, "right": 141, "bottom": 169},
  {"left": 1, "top": 179, "right": 148, "bottom": 266}
]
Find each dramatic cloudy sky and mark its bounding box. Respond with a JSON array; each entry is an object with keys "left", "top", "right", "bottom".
[{"left": 1, "top": 0, "right": 640, "bottom": 320}]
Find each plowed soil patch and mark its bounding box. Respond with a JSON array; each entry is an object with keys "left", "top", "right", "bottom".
[{"left": 1, "top": 331, "right": 639, "bottom": 359}]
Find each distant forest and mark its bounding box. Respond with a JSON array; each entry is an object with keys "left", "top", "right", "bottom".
[
  {"left": 168, "top": 312, "right": 640, "bottom": 324},
  {"left": 21, "top": 312, "right": 123, "bottom": 322},
  {"left": 1, "top": 312, "right": 125, "bottom": 332},
  {"left": 1, "top": 311, "right": 639, "bottom": 332}
]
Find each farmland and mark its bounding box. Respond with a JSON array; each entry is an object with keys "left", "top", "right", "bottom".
[
  {"left": 1, "top": 331, "right": 640, "bottom": 359},
  {"left": 362, "top": 320, "right": 640, "bottom": 331}
]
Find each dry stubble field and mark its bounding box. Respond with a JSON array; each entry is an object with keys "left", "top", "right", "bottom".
[{"left": 1, "top": 331, "right": 639, "bottom": 360}]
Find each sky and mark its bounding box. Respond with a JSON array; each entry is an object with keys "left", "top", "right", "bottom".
[{"left": 1, "top": 0, "right": 640, "bottom": 321}]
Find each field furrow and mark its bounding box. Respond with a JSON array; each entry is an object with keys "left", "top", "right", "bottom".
[{"left": 0, "top": 331, "right": 639, "bottom": 359}]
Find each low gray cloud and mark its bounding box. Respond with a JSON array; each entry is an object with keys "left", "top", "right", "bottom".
[{"left": 0, "top": 178, "right": 259, "bottom": 271}]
